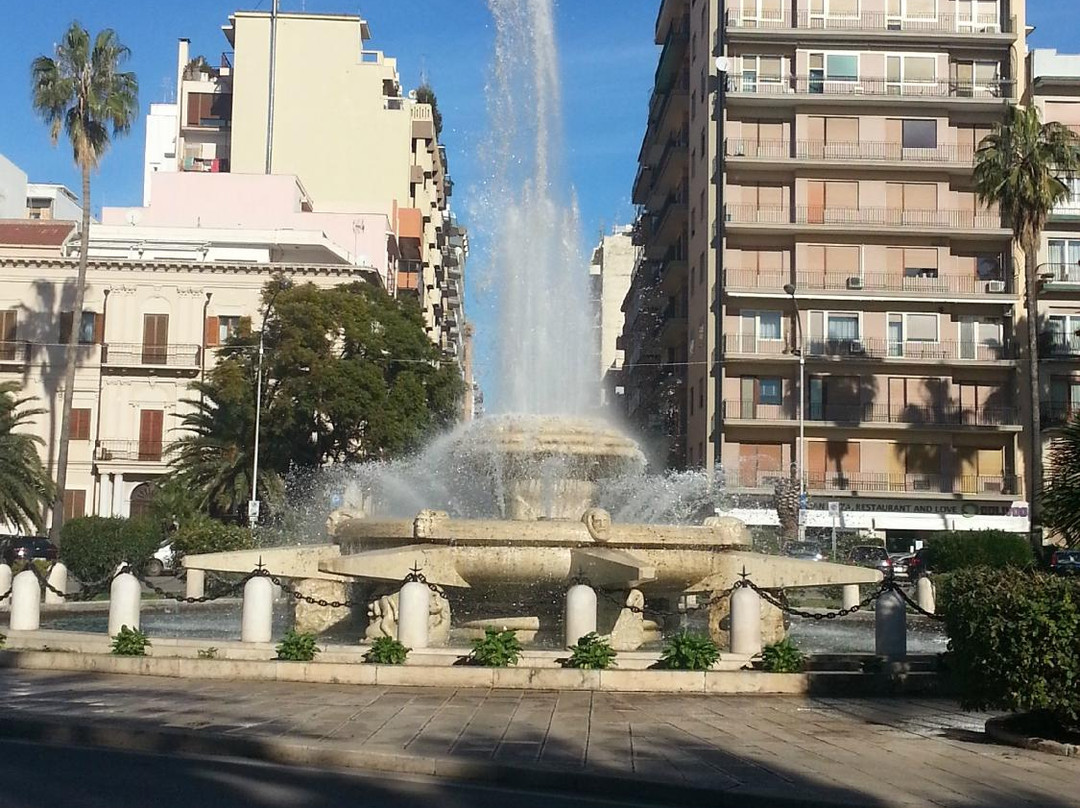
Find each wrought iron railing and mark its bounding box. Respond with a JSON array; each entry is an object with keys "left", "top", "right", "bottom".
[
  {"left": 725, "top": 138, "right": 976, "bottom": 165},
  {"left": 724, "top": 205, "right": 1005, "bottom": 230},
  {"left": 101, "top": 343, "right": 201, "bottom": 368}
]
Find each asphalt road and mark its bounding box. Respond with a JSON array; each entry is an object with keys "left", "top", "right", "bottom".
[{"left": 0, "top": 739, "right": 667, "bottom": 808}]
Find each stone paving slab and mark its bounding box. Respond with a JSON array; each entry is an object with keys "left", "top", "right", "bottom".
[{"left": 0, "top": 670, "right": 1078, "bottom": 807}]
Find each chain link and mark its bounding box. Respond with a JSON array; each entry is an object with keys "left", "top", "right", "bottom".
[
  {"left": 267, "top": 572, "right": 364, "bottom": 609},
  {"left": 402, "top": 569, "right": 451, "bottom": 601},
  {"left": 887, "top": 580, "right": 944, "bottom": 621}
]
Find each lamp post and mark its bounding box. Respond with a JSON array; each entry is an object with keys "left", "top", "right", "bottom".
[
  {"left": 249, "top": 281, "right": 289, "bottom": 528},
  {"left": 783, "top": 283, "right": 807, "bottom": 541}
]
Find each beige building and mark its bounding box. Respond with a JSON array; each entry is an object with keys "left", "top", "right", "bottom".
[
  {"left": 589, "top": 227, "right": 638, "bottom": 406},
  {"left": 624, "top": 0, "right": 1032, "bottom": 540}
]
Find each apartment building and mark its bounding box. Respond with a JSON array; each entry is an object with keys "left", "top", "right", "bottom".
[
  {"left": 0, "top": 153, "right": 84, "bottom": 222},
  {"left": 142, "top": 13, "right": 463, "bottom": 357},
  {"left": 589, "top": 227, "right": 638, "bottom": 407},
  {"left": 624, "top": 0, "right": 1032, "bottom": 539}
]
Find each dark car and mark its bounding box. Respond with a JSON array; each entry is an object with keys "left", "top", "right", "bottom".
[
  {"left": 906, "top": 548, "right": 930, "bottom": 580},
  {"left": 783, "top": 541, "right": 825, "bottom": 561},
  {"left": 847, "top": 545, "right": 893, "bottom": 577},
  {"left": 1, "top": 536, "right": 58, "bottom": 566},
  {"left": 1051, "top": 548, "right": 1080, "bottom": 576}
]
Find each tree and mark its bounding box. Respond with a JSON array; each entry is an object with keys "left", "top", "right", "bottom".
[
  {"left": 1040, "top": 415, "right": 1080, "bottom": 547},
  {"left": 415, "top": 83, "right": 443, "bottom": 137},
  {"left": 973, "top": 105, "right": 1080, "bottom": 541},
  {"left": 32, "top": 22, "right": 138, "bottom": 543},
  {"left": 0, "top": 383, "right": 55, "bottom": 533}
]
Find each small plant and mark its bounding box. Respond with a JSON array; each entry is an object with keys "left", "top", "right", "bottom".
[
  {"left": 566, "top": 632, "right": 617, "bottom": 670},
  {"left": 111, "top": 625, "right": 151, "bottom": 656},
  {"left": 660, "top": 631, "right": 720, "bottom": 671},
  {"left": 276, "top": 630, "right": 319, "bottom": 662},
  {"left": 197, "top": 647, "right": 218, "bottom": 660},
  {"left": 761, "top": 638, "right": 805, "bottom": 673},
  {"left": 468, "top": 627, "right": 522, "bottom": 668},
  {"left": 364, "top": 636, "right": 410, "bottom": 665}
]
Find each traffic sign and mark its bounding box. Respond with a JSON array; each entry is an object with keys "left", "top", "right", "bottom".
[{"left": 828, "top": 501, "right": 840, "bottom": 517}]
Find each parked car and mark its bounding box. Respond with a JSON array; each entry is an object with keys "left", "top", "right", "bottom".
[
  {"left": 889, "top": 553, "right": 911, "bottom": 580},
  {"left": 143, "top": 541, "right": 176, "bottom": 577},
  {"left": 1050, "top": 548, "right": 1080, "bottom": 576},
  {"left": 906, "top": 548, "right": 929, "bottom": 580},
  {"left": 1, "top": 536, "right": 59, "bottom": 566},
  {"left": 847, "top": 545, "right": 893, "bottom": 577},
  {"left": 783, "top": 542, "right": 825, "bottom": 561}
]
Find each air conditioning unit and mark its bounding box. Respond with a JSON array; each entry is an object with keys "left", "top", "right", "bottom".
[
  {"left": 848, "top": 340, "right": 866, "bottom": 355},
  {"left": 846, "top": 276, "right": 865, "bottom": 290},
  {"left": 986, "top": 280, "right": 1007, "bottom": 293}
]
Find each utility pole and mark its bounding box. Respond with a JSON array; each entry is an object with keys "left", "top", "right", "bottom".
[{"left": 265, "top": 0, "right": 279, "bottom": 174}]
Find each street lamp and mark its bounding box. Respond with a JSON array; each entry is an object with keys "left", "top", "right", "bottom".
[
  {"left": 249, "top": 279, "right": 291, "bottom": 528},
  {"left": 783, "top": 283, "right": 807, "bottom": 541}
]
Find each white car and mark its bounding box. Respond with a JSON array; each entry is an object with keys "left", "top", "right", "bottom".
[{"left": 144, "top": 542, "right": 176, "bottom": 577}]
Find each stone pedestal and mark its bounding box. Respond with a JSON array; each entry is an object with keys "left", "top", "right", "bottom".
[
  {"left": 730, "top": 586, "right": 762, "bottom": 655},
  {"left": 916, "top": 577, "right": 935, "bottom": 614},
  {"left": 185, "top": 569, "right": 206, "bottom": 600},
  {"left": 842, "top": 584, "right": 860, "bottom": 611},
  {"left": 10, "top": 570, "right": 40, "bottom": 631},
  {"left": 293, "top": 579, "right": 351, "bottom": 634},
  {"left": 564, "top": 584, "right": 597, "bottom": 648},
  {"left": 365, "top": 590, "right": 451, "bottom": 645},
  {"left": 709, "top": 589, "right": 784, "bottom": 648},
  {"left": 108, "top": 571, "right": 141, "bottom": 636},
  {"left": 875, "top": 589, "right": 907, "bottom": 659},
  {"left": 397, "top": 581, "right": 431, "bottom": 649},
  {"left": 44, "top": 562, "right": 68, "bottom": 606},
  {"left": 241, "top": 576, "right": 274, "bottom": 643}
]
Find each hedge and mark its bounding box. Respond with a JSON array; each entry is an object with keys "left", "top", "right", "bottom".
[
  {"left": 940, "top": 568, "right": 1080, "bottom": 726},
  {"left": 924, "top": 530, "right": 1033, "bottom": 573},
  {"left": 60, "top": 517, "right": 163, "bottom": 582},
  {"left": 170, "top": 518, "right": 255, "bottom": 560}
]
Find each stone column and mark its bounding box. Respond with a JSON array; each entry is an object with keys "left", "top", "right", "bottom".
[
  {"left": 185, "top": 569, "right": 206, "bottom": 600},
  {"left": 729, "top": 586, "right": 762, "bottom": 656},
  {"left": 10, "top": 570, "right": 41, "bottom": 631},
  {"left": 397, "top": 581, "right": 430, "bottom": 649},
  {"left": 241, "top": 575, "right": 274, "bottom": 643},
  {"left": 108, "top": 568, "right": 141, "bottom": 636},
  {"left": 0, "top": 563, "right": 12, "bottom": 607},
  {"left": 916, "top": 577, "right": 935, "bottom": 614},
  {"left": 842, "top": 584, "right": 860, "bottom": 611},
  {"left": 564, "top": 584, "right": 597, "bottom": 648},
  {"left": 44, "top": 562, "right": 68, "bottom": 606},
  {"left": 98, "top": 474, "right": 113, "bottom": 517},
  {"left": 111, "top": 473, "right": 125, "bottom": 518},
  {"left": 874, "top": 589, "right": 906, "bottom": 659}
]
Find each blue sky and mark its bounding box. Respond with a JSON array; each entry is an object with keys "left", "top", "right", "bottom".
[{"left": 0, "top": 0, "right": 1074, "bottom": 404}]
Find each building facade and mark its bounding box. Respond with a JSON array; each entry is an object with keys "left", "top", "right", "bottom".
[
  {"left": 0, "top": 153, "right": 84, "bottom": 222},
  {"left": 624, "top": 0, "right": 1032, "bottom": 540},
  {"left": 589, "top": 226, "right": 638, "bottom": 407}
]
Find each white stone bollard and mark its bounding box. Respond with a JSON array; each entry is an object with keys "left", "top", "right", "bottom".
[
  {"left": 108, "top": 570, "right": 142, "bottom": 637},
  {"left": 842, "top": 584, "right": 860, "bottom": 611},
  {"left": 241, "top": 575, "right": 274, "bottom": 643},
  {"left": 0, "top": 563, "right": 12, "bottom": 607},
  {"left": 397, "top": 581, "right": 431, "bottom": 650},
  {"left": 564, "top": 584, "right": 598, "bottom": 648},
  {"left": 875, "top": 589, "right": 907, "bottom": 659},
  {"left": 9, "top": 570, "right": 41, "bottom": 631},
  {"left": 185, "top": 568, "right": 206, "bottom": 600},
  {"left": 916, "top": 576, "right": 936, "bottom": 615},
  {"left": 44, "top": 562, "right": 68, "bottom": 606},
  {"left": 729, "top": 585, "right": 762, "bottom": 656}
]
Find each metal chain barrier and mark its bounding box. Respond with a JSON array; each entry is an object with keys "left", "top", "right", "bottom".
[
  {"left": 886, "top": 580, "right": 944, "bottom": 621},
  {"left": 135, "top": 568, "right": 260, "bottom": 604},
  {"left": 267, "top": 571, "right": 365, "bottom": 609},
  {"left": 402, "top": 567, "right": 451, "bottom": 601},
  {"left": 736, "top": 577, "right": 890, "bottom": 620}
]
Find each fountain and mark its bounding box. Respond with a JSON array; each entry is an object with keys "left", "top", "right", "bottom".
[{"left": 183, "top": 0, "right": 881, "bottom": 652}]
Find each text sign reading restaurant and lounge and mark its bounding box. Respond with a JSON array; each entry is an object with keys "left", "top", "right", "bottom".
[{"left": 731, "top": 497, "right": 1030, "bottom": 532}]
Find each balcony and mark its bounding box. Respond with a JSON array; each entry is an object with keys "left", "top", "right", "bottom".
[
  {"left": 723, "top": 10, "right": 1014, "bottom": 38},
  {"left": 724, "top": 269, "right": 1012, "bottom": 298},
  {"left": 1043, "top": 403, "right": 1080, "bottom": 428},
  {"left": 0, "top": 340, "right": 31, "bottom": 366},
  {"left": 806, "top": 337, "right": 1015, "bottom": 362},
  {"left": 724, "top": 138, "right": 975, "bottom": 168},
  {"left": 723, "top": 205, "right": 1007, "bottom": 236},
  {"left": 722, "top": 400, "right": 1018, "bottom": 427},
  {"left": 1039, "top": 262, "right": 1080, "bottom": 287},
  {"left": 724, "top": 76, "right": 1014, "bottom": 106},
  {"left": 101, "top": 343, "right": 201, "bottom": 370},
  {"left": 733, "top": 469, "right": 1020, "bottom": 496},
  {"left": 1040, "top": 334, "right": 1080, "bottom": 359},
  {"left": 96, "top": 440, "right": 167, "bottom": 463}
]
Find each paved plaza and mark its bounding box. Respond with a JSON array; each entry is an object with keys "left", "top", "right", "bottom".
[{"left": 0, "top": 670, "right": 1077, "bottom": 806}]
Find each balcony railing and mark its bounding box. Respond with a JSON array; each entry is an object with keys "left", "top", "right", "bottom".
[
  {"left": 96, "top": 440, "right": 167, "bottom": 463},
  {"left": 724, "top": 205, "right": 1005, "bottom": 230},
  {"left": 726, "top": 75, "right": 1013, "bottom": 100},
  {"left": 1043, "top": 403, "right": 1080, "bottom": 427},
  {"left": 725, "top": 138, "right": 975, "bottom": 165},
  {"left": 806, "top": 337, "right": 1014, "bottom": 361},
  {"left": 722, "top": 400, "right": 1017, "bottom": 427},
  {"left": 724, "top": 269, "right": 1010, "bottom": 296},
  {"left": 1040, "top": 262, "right": 1080, "bottom": 284},
  {"left": 102, "top": 343, "right": 202, "bottom": 368},
  {"left": 1040, "top": 335, "right": 1080, "bottom": 358},
  {"left": 0, "top": 341, "right": 30, "bottom": 363},
  {"left": 733, "top": 469, "right": 1020, "bottom": 496},
  {"left": 724, "top": 10, "right": 1011, "bottom": 34}
]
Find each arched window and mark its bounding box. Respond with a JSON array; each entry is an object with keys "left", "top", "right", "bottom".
[{"left": 129, "top": 482, "right": 156, "bottom": 519}]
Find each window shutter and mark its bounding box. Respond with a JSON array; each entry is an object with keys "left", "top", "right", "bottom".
[
  {"left": 205, "top": 316, "right": 220, "bottom": 347},
  {"left": 59, "top": 312, "right": 74, "bottom": 344},
  {"left": 93, "top": 313, "right": 105, "bottom": 344}
]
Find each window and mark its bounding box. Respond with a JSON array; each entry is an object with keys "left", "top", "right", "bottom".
[
  {"left": 976, "top": 256, "right": 1002, "bottom": 280},
  {"left": 1047, "top": 315, "right": 1080, "bottom": 355},
  {"left": 219, "top": 316, "right": 241, "bottom": 343},
  {"left": 757, "top": 311, "right": 782, "bottom": 340},
  {"left": 742, "top": 55, "right": 784, "bottom": 92},
  {"left": 0, "top": 309, "right": 16, "bottom": 360},
  {"left": 70, "top": 408, "right": 91, "bottom": 441},
  {"left": 139, "top": 409, "right": 164, "bottom": 461},
  {"left": 906, "top": 313, "right": 938, "bottom": 342},
  {"left": 1049, "top": 240, "right": 1080, "bottom": 281},
  {"left": 63, "top": 490, "right": 86, "bottom": 522},
  {"left": 887, "top": 55, "right": 938, "bottom": 94},
  {"left": 142, "top": 313, "right": 169, "bottom": 365},
  {"left": 827, "top": 313, "right": 859, "bottom": 341},
  {"left": 690, "top": 385, "right": 696, "bottom": 416},
  {"left": 902, "top": 120, "right": 937, "bottom": 149},
  {"left": 826, "top": 54, "right": 858, "bottom": 81},
  {"left": 759, "top": 378, "right": 782, "bottom": 405},
  {"left": 59, "top": 311, "right": 100, "bottom": 345}
]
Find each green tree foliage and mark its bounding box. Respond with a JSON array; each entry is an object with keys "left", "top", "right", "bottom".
[
  {"left": 924, "top": 530, "right": 1034, "bottom": 573},
  {"left": 0, "top": 383, "right": 54, "bottom": 533},
  {"left": 1042, "top": 416, "right": 1080, "bottom": 547},
  {"left": 60, "top": 516, "right": 162, "bottom": 582},
  {"left": 974, "top": 106, "right": 1080, "bottom": 526},
  {"left": 32, "top": 22, "right": 137, "bottom": 542},
  {"left": 169, "top": 516, "right": 255, "bottom": 561},
  {"left": 169, "top": 281, "right": 463, "bottom": 517},
  {"left": 414, "top": 83, "right": 442, "bottom": 137},
  {"left": 940, "top": 569, "right": 1080, "bottom": 727}
]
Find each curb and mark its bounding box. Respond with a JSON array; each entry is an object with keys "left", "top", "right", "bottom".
[
  {"left": 0, "top": 713, "right": 870, "bottom": 808},
  {"left": 985, "top": 716, "right": 1079, "bottom": 757}
]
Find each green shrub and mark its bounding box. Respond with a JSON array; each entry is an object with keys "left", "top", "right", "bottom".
[
  {"left": 924, "top": 530, "right": 1034, "bottom": 573},
  {"left": 565, "top": 632, "right": 617, "bottom": 670},
  {"left": 111, "top": 626, "right": 151, "bottom": 656},
  {"left": 276, "top": 630, "right": 319, "bottom": 662},
  {"left": 659, "top": 631, "right": 721, "bottom": 671},
  {"left": 11, "top": 559, "right": 51, "bottom": 577},
  {"left": 61, "top": 517, "right": 163, "bottom": 582},
  {"left": 197, "top": 647, "right": 218, "bottom": 660},
  {"left": 761, "top": 638, "right": 804, "bottom": 673},
  {"left": 171, "top": 517, "right": 255, "bottom": 561},
  {"left": 468, "top": 628, "right": 522, "bottom": 668},
  {"left": 940, "top": 568, "right": 1080, "bottom": 727},
  {"left": 364, "top": 636, "right": 409, "bottom": 665}
]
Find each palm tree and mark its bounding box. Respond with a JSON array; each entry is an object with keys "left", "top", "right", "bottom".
[
  {"left": 167, "top": 362, "right": 284, "bottom": 521},
  {"left": 1040, "top": 414, "right": 1080, "bottom": 547},
  {"left": 973, "top": 104, "right": 1080, "bottom": 542},
  {"left": 0, "top": 383, "right": 55, "bottom": 534},
  {"left": 32, "top": 22, "right": 138, "bottom": 542}
]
